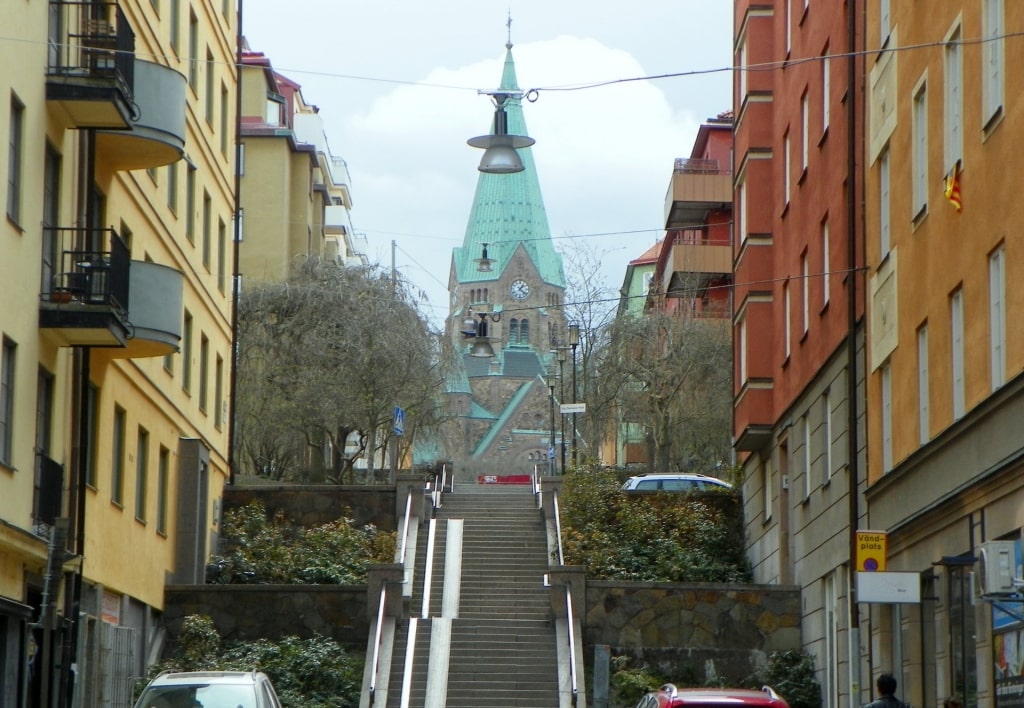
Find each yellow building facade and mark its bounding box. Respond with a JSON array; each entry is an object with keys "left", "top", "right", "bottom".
[
  {"left": 865, "top": 2, "right": 1024, "bottom": 705},
  {"left": 0, "top": 1, "right": 236, "bottom": 704}
]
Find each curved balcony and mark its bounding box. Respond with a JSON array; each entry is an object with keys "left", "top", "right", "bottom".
[
  {"left": 112, "top": 261, "right": 184, "bottom": 359},
  {"left": 95, "top": 60, "right": 186, "bottom": 171}
]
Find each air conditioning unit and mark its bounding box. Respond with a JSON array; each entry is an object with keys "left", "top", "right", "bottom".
[{"left": 978, "top": 540, "right": 1017, "bottom": 595}]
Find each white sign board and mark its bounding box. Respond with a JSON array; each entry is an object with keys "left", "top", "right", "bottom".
[
  {"left": 856, "top": 571, "right": 921, "bottom": 604},
  {"left": 560, "top": 403, "right": 587, "bottom": 414}
]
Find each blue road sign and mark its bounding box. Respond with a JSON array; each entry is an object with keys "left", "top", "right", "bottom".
[{"left": 393, "top": 407, "right": 405, "bottom": 436}]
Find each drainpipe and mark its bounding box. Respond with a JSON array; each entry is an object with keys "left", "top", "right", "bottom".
[
  {"left": 846, "top": 1, "right": 863, "bottom": 705},
  {"left": 227, "top": 0, "right": 245, "bottom": 485}
]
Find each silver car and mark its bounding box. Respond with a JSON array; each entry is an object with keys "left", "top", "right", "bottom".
[
  {"left": 134, "top": 670, "right": 282, "bottom": 708},
  {"left": 621, "top": 473, "right": 732, "bottom": 492}
]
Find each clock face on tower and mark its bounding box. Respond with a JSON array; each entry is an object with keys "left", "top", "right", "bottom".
[{"left": 509, "top": 280, "right": 530, "bottom": 300}]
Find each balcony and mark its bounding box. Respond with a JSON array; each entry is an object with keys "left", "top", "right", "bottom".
[
  {"left": 664, "top": 158, "right": 732, "bottom": 228},
  {"left": 39, "top": 226, "right": 131, "bottom": 347},
  {"left": 95, "top": 59, "right": 187, "bottom": 171},
  {"left": 46, "top": 2, "right": 136, "bottom": 130}
]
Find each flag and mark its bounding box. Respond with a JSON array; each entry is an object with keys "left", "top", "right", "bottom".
[{"left": 944, "top": 160, "right": 962, "bottom": 212}]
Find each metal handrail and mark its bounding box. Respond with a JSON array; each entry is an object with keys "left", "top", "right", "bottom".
[
  {"left": 397, "top": 488, "right": 413, "bottom": 565},
  {"left": 367, "top": 584, "right": 387, "bottom": 705},
  {"left": 551, "top": 492, "right": 578, "bottom": 706}
]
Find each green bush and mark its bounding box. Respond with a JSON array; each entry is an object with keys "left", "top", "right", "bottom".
[
  {"left": 142, "top": 615, "right": 362, "bottom": 708},
  {"left": 558, "top": 467, "right": 751, "bottom": 582},
  {"left": 757, "top": 650, "right": 822, "bottom": 708},
  {"left": 207, "top": 500, "right": 396, "bottom": 584}
]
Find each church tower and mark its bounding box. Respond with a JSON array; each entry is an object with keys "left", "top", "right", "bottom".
[{"left": 443, "top": 40, "right": 567, "bottom": 475}]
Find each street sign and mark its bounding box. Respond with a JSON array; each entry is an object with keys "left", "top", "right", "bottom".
[
  {"left": 856, "top": 530, "right": 887, "bottom": 571},
  {"left": 393, "top": 406, "right": 405, "bottom": 436},
  {"left": 560, "top": 402, "right": 587, "bottom": 414}
]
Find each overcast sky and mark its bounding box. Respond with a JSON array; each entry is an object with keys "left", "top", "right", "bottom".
[{"left": 240, "top": 2, "right": 735, "bottom": 327}]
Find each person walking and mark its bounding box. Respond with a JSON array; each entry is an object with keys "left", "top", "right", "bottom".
[{"left": 863, "top": 673, "right": 910, "bottom": 708}]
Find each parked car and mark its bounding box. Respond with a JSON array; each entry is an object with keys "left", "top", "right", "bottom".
[
  {"left": 635, "top": 684, "right": 790, "bottom": 708},
  {"left": 134, "top": 670, "right": 282, "bottom": 708},
  {"left": 621, "top": 473, "right": 732, "bottom": 492}
]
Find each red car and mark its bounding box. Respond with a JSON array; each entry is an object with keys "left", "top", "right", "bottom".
[{"left": 635, "top": 684, "right": 791, "bottom": 708}]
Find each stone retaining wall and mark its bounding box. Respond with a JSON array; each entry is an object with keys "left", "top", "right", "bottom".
[{"left": 223, "top": 484, "right": 397, "bottom": 531}]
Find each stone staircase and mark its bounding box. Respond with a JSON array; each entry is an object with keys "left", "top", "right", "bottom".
[{"left": 382, "top": 484, "right": 561, "bottom": 707}]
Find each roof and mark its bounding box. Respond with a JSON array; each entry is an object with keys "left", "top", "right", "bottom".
[{"left": 452, "top": 44, "right": 565, "bottom": 289}]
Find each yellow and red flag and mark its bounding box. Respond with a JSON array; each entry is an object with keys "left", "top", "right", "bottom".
[{"left": 944, "top": 160, "right": 962, "bottom": 212}]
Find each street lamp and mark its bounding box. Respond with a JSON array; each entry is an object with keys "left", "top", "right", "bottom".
[
  {"left": 557, "top": 346, "right": 567, "bottom": 474},
  {"left": 548, "top": 365, "right": 556, "bottom": 475},
  {"left": 467, "top": 91, "right": 535, "bottom": 174},
  {"left": 569, "top": 322, "right": 580, "bottom": 466}
]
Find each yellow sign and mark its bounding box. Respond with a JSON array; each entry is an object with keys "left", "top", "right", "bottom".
[{"left": 856, "top": 531, "right": 887, "bottom": 572}]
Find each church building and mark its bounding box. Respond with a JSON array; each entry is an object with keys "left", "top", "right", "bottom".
[{"left": 443, "top": 41, "right": 568, "bottom": 476}]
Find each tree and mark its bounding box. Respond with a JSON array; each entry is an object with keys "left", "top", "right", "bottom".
[
  {"left": 234, "top": 257, "right": 442, "bottom": 482},
  {"left": 594, "top": 308, "right": 732, "bottom": 473}
]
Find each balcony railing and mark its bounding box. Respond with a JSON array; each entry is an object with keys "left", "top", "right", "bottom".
[
  {"left": 672, "top": 157, "right": 731, "bottom": 175},
  {"left": 43, "top": 226, "right": 129, "bottom": 313},
  {"left": 46, "top": 2, "right": 136, "bottom": 128}
]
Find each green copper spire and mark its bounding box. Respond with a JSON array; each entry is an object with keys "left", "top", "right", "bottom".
[{"left": 453, "top": 44, "right": 566, "bottom": 288}]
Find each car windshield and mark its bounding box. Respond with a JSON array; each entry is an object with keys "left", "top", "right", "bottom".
[{"left": 137, "top": 684, "right": 258, "bottom": 708}]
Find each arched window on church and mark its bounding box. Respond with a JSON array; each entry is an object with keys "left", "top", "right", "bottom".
[
  {"left": 483, "top": 288, "right": 489, "bottom": 302},
  {"left": 519, "top": 318, "right": 529, "bottom": 345},
  {"left": 508, "top": 319, "right": 519, "bottom": 345}
]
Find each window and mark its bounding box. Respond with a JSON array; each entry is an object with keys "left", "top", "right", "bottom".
[
  {"left": 167, "top": 162, "right": 178, "bottom": 213},
  {"left": 215, "top": 354, "right": 224, "bottom": 429},
  {"left": 785, "top": 0, "right": 792, "bottom": 54},
  {"left": 982, "top": 0, "right": 1004, "bottom": 124},
  {"left": 821, "top": 219, "right": 830, "bottom": 307},
  {"left": 220, "top": 84, "right": 230, "bottom": 155},
  {"left": 762, "top": 456, "right": 773, "bottom": 521},
  {"left": 738, "top": 180, "right": 748, "bottom": 244},
  {"left": 36, "top": 368, "right": 54, "bottom": 456},
  {"left": 822, "top": 388, "right": 832, "bottom": 481},
  {"left": 881, "top": 362, "right": 893, "bottom": 472},
  {"left": 7, "top": 96, "right": 24, "bottom": 224},
  {"left": 217, "top": 219, "right": 227, "bottom": 292},
  {"left": 112, "top": 406, "right": 126, "bottom": 505},
  {"left": 784, "top": 281, "right": 792, "bottom": 359},
  {"left": 738, "top": 40, "right": 748, "bottom": 101},
  {"left": 951, "top": 288, "right": 965, "bottom": 420},
  {"left": 205, "top": 50, "right": 215, "bottom": 125},
  {"left": 157, "top": 446, "right": 170, "bottom": 534},
  {"left": 169, "top": 0, "right": 180, "bottom": 53},
  {"left": 183, "top": 311, "right": 193, "bottom": 394},
  {"left": 135, "top": 427, "right": 149, "bottom": 521},
  {"left": 879, "top": 148, "right": 891, "bottom": 255},
  {"left": 800, "top": 91, "right": 809, "bottom": 172},
  {"left": 202, "top": 191, "right": 211, "bottom": 270},
  {"left": 199, "top": 334, "right": 209, "bottom": 412},
  {"left": 188, "top": 11, "right": 198, "bottom": 88},
  {"left": 84, "top": 384, "right": 98, "bottom": 487},
  {"left": 944, "top": 26, "right": 962, "bottom": 170},
  {"left": 265, "top": 98, "right": 282, "bottom": 126},
  {"left": 821, "top": 44, "right": 830, "bottom": 134},
  {"left": 918, "top": 324, "right": 930, "bottom": 445},
  {"left": 41, "top": 146, "right": 61, "bottom": 294},
  {"left": 912, "top": 81, "right": 928, "bottom": 217},
  {"left": 990, "top": 246, "right": 1006, "bottom": 389},
  {"left": 801, "top": 253, "right": 809, "bottom": 334},
  {"left": 0, "top": 338, "right": 15, "bottom": 465},
  {"left": 823, "top": 571, "right": 841, "bottom": 708},
  {"left": 185, "top": 165, "right": 196, "bottom": 242},
  {"left": 802, "top": 414, "right": 812, "bottom": 498},
  {"left": 738, "top": 317, "right": 748, "bottom": 384},
  {"left": 783, "top": 131, "right": 792, "bottom": 206},
  {"left": 880, "top": 0, "right": 891, "bottom": 46}
]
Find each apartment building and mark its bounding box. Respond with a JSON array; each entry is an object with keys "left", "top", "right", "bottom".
[
  {"left": 0, "top": 1, "right": 236, "bottom": 704},
  {"left": 732, "top": 3, "right": 867, "bottom": 706},
  {"left": 864, "top": 2, "right": 1024, "bottom": 705},
  {"left": 238, "top": 48, "right": 364, "bottom": 283}
]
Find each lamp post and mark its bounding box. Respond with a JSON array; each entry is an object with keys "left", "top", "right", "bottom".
[
  {"left": 569, "top": 322, "right": 580, "bottom": 467},
  {"left": 548, "top": 369, "right": 556, "bottom": 475},
  {"left": 557, "top": 346, "right": 567, "bottom": 474}
]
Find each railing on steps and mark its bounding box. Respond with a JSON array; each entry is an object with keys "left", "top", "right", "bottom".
[
  {"left": 550, "top": 491, "right": 580, "bottom": 707},
  {"left": 427, "top": 463, "right": 448, "bottom": 509},
  {"left": 367, "top": 584, "right": 387, "bottom": 706}
]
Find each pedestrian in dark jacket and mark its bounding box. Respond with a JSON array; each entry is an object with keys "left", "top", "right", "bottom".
[{"left": 863, "top": 673, "right": 909, "bottom": 708}]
